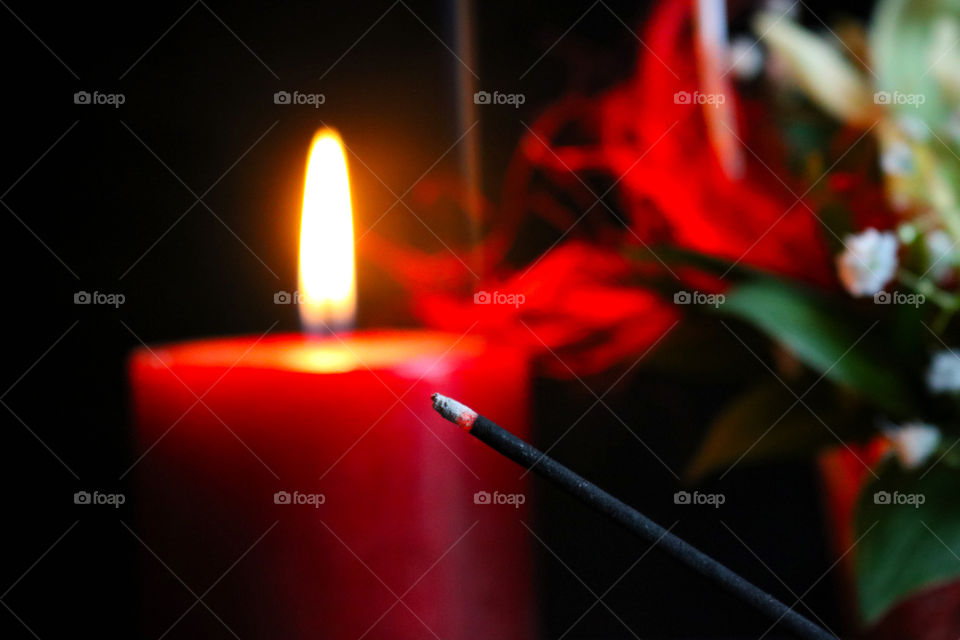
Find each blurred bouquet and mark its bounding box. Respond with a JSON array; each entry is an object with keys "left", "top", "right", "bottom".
[
  {"left": 369, "top": 0, "right": 960, "bottom": 635},
  {"left": 711, "top": 1, "right": 960, "bottom": 635},
  {"left": 747, "top": 0, "right": 960, "bottom": 638}
]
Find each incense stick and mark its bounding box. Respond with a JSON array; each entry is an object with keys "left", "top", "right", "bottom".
[{"left": 430, "top": 392, "right": 836, "bottom": 640}]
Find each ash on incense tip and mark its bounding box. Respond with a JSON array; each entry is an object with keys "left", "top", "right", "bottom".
[{"left": 431, "top": 392, "right": 478, "bottom": 430}]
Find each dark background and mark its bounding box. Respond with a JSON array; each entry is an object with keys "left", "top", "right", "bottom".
[{"left": 0, "top": 1, "right": 864, "bottom": 638}]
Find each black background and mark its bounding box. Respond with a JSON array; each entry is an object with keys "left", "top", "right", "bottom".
[{"left": 0, "top": 1, "right": 863, "bottom": 637}]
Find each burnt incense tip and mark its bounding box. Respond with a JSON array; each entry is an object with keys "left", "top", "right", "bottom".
[{"left": 431, "top": 393, "right": 478, "bottom": 430}]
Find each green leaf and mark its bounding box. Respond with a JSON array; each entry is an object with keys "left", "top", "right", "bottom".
[
  {"left": 684, "top": 379, "right": 845, "bottom": 482},
  {"left": 854, "top": 461, "right": 960, "bottom": 623},
  {"left": 719, "top": 279, "right": 914, "bottom": 415}
]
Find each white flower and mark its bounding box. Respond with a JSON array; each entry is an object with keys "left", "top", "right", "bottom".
[
  {"left": 925, "top": 229, "right": 956, "bottom": 283},
  {"left": 836, "top": 228, "right": 899, "bottom": 297},
  {"left": 927, "top": 349, "right": 960, "bottom": 393},
  {"left": 728, "top": 37, "right": 764, "bottom": 80},
  {"left": 897, "top": 223, "right": 919, "bottom": 245},
  {"left": 880, "top": 141, "right": 915, "bottom": 176},
  {"left": 883, "top": 423, "right": 941, "bottom": 469}
]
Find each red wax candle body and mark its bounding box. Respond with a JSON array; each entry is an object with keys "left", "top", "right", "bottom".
[{"left": 128, "top": 331, "right": 534, "bottom": 640}]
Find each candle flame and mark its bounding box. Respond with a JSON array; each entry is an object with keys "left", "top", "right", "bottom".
[{"left": 298, "top": 129, "right": 356, "bottom": 333}]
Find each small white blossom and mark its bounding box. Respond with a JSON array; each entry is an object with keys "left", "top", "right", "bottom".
[
  {"left": 836, "top": 228, "right": 899, "bottom": 297},
  {"left": 927, "top": 349, "right": 960, "bottom": 393},
  {"left": 728, "top": 37, "right": 764, "bottom": 80},
  {"left": 897, "top": 223, "right": 919, "bottom": 245},
  {"left": 925, "top": 229, "right": 956, "bottom": 283},
  {"left": 883, "top": 423, "right": 941, "bottom": 469},
  {"left": 880, "top": 141, "right": 915, "bottom": 176}
]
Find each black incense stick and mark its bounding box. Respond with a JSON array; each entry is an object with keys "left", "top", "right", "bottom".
[{"left": 431, "top": 392, "right": 836, "bottom": 640}]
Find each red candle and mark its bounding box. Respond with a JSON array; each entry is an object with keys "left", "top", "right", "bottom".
[
  {"left": 129, "top": 331, "right": 533, "bottom": 639},
  {"left": 127, "top": 131, "right": 535, "bottom": 639}
]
